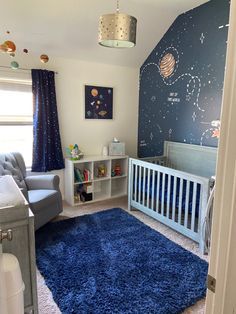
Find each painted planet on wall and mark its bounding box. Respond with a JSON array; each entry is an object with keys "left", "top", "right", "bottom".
[
  {"left": 91, "top": 88, "right": 98, "bottom": 97},
  {"left": 159, "top": 53, "right": 176, "bottom": 78}
]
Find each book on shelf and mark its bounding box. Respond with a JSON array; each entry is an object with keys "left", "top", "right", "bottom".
[
  {"left": 74, "top": 168, "right": 91, "bottom": 183},
  {"left": 83, "top": 169, "right": 91, "bottom": 181},
  {"left": 74, "top": 168, "right": 84, "bottom": 182}
]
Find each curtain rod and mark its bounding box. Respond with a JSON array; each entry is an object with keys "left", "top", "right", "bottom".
[{"left": 0, "top": 65, "right": 58, "bottom": 74}]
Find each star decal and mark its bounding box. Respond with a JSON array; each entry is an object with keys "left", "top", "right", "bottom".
[{"left": 200, "top": 33, "right": 205, "bottom": 44}]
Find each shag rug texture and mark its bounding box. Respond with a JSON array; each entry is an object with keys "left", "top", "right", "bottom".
[{"left": 35, "top": 208, "right": 208, "bottom": 314}]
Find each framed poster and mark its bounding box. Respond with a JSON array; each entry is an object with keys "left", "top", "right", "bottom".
[{"left": 85, "top": 85, "right": 113, "bottom": 119}]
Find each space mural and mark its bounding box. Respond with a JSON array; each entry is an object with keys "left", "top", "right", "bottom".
[{"left": 138, "top": 0, "right": 230, "bottom": 157}]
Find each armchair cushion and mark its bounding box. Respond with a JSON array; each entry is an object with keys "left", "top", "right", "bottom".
[
  {"left": 29, "top": 189, "right": 62, "bottom": 230},
  {"left": 28, "top": 190, "right": 59, "bottom": 208}
]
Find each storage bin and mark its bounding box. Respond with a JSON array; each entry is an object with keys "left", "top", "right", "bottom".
[{"left": 109, "top": 142, "right": 125, "bottom": 156}]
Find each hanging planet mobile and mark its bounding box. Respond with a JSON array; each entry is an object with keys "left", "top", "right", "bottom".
[{"left": 0, "top": 30, "right": 51, "bottom": 69}]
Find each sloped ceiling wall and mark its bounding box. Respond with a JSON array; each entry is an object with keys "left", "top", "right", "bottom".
[{"left": 138, "top": 0, "right": 230, "bottom": 157}]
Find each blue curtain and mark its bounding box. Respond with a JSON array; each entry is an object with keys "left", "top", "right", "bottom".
[{"left": 31, "top": 69, "right": 64, "bottom": 172}]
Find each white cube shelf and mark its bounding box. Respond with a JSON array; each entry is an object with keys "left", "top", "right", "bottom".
[{"left": 65, "top": 155, "right": 128, "bottom": 206}]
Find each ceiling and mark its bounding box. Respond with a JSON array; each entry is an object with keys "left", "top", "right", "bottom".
[{"left": 0, "top": 0, "right": 208, "bottom": 68}]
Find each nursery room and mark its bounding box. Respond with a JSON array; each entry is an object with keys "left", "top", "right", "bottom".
[{"left": 0, "top": 0, "right": 235, "bottom": 313}]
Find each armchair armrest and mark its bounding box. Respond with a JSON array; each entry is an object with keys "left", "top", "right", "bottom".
[{"left": 25, "top": 175, "right": 60, "bottom": 191}]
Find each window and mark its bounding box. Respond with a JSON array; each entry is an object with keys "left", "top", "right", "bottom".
[{"left": 0, "top": 81, "right": 33, "bottom": 167}]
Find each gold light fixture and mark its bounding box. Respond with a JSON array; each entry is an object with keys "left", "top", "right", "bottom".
[{"left": 98, "top": 0, "right": 137, "bottom": 48}]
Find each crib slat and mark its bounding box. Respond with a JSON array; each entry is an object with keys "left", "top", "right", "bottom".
[
  {"left": 184, "top": 180, "right": 190, "bottom": 228},
  {"left": 134, "top": 164, "right": 137, "bottom": 202},
  {"left": 142, "top": 167, "right": 146, "bottom": 206},
  {"left": 147, "top": 168, "right": 151, "bottom": 208},
  {"left": 191, "top": 182, "right": 197, "bottom": 231},
  {"left": 172, "top": 176, "right": 177, "bottom": 221},
  {"left": 172, "top": 177, "right": 177, "bottom": 220},
  {"left": 151, "top": 169, "right": 155, "bottom": 210},
  {"left": 138, "top": 166, "right": 141, "bottom": 203},
  {"left": 178, "top": 178, "right": 184, "bottom": 224},
  {"left": 156, "top": 171, "right": 160, "bottom": 213},
  {"left": 161, "top": 173, "right": 166, "bottom": 216},
  {"left": 166, "top": 174, "right": 171, "bottom": 218}
]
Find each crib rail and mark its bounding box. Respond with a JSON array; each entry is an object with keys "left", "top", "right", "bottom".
[
  {"left": 141, "top": 156, "right": 167, "bottom": 166},
  {"left": 128, "top": 158, "right": 210, "bottom": 253}
]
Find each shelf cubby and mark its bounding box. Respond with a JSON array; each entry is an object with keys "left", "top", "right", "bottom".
[
  {"left": 93, "top": 179, "right": 111, "bottom": 201},
  {"left": 111, "top": 176, "right": 128, "bottom": 198},
  {"left": 93, "top": 160, "right": 111, "bottom": 180}
]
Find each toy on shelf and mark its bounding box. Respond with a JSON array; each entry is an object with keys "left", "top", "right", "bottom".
[
  {"left": 66, "top": 144, "right": 83, "bottom": 160},
  {"left": 98, "top": 164, "right": 106, "bottom": 177},
  {"left": 115, "top": 163, "right": 121, "bottom": 176},
  {"left": 111, "top": 163, "right": 122, "bottom": 177}
]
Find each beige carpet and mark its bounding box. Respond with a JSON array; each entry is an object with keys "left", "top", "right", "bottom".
[{"left": 37, "top": 196, "right": 207, "bottom": 313}]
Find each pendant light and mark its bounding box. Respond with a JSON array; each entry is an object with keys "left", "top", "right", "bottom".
[{"left": 98, "top": 0, "right": 137, "bottom": 48}]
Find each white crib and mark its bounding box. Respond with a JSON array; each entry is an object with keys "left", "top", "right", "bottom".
[{"left": 128, "top": 141, "right": 217, "bottom": 253}]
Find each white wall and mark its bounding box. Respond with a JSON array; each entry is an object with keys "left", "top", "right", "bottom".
[
  {"left": 0, "top": 54, "right": 139, "bottom": 197},
  {"left": 55, "top": 58, "right": 139, "bottom": 157}
]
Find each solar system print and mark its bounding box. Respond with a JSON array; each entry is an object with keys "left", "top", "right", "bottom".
[
  {"left": 85, "top": 85, "right": 113, "bottom": 119},
  {"left": 138, "top": 0, "right": 230, "bottom": 157}
]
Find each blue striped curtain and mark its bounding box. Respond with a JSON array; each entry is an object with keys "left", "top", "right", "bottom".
[{"left": 31, "top": 69, "right": 64, "bottom": 172}]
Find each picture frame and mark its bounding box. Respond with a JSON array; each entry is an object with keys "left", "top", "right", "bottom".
[{"left": 85, "top": 85, "right": 113, "bottom": 120}]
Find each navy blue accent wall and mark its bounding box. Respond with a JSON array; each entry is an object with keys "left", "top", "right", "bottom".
[{"left": 138, "top": 0, "right": 230, "bottom": 157}]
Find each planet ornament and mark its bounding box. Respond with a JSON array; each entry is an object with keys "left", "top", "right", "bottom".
[
  {"left": 4, "top": 41, "right": 16, "bottom": 52},
  {"left": 10, "top": 61, "right": 19, "bottom": 69},
  {"left": 0, "top": 44, "right": 8, "bottom": 52},
  {"left": 159, "top": 53, "right": 176, "bottom": 78},
  {"left": 40, "top": 54, "right": 49, "bottom": 63}
]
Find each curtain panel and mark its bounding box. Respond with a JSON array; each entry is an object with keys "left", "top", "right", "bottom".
[{"left": 31, "top": 69, "right": 64, "bottom": 172}]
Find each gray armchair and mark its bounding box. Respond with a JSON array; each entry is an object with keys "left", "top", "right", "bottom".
[{"left": 0, "top": 152, "right": 63, "bottom": 230}]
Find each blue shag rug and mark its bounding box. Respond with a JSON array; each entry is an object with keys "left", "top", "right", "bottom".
[{"left": 35, "top": 208, "right": 208, "bottom": 314}]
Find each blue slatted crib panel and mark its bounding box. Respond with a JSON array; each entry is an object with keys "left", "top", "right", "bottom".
[
  {"left": 135, "top": 174, "right": 201, "bottom": 215},
  {"left": 128, "top": 157, "right": 210, "bottom": 254}
]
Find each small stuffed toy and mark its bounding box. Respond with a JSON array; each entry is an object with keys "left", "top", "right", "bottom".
[{"left": 66, "top": 144, "right": 83, "bottom": 160}]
